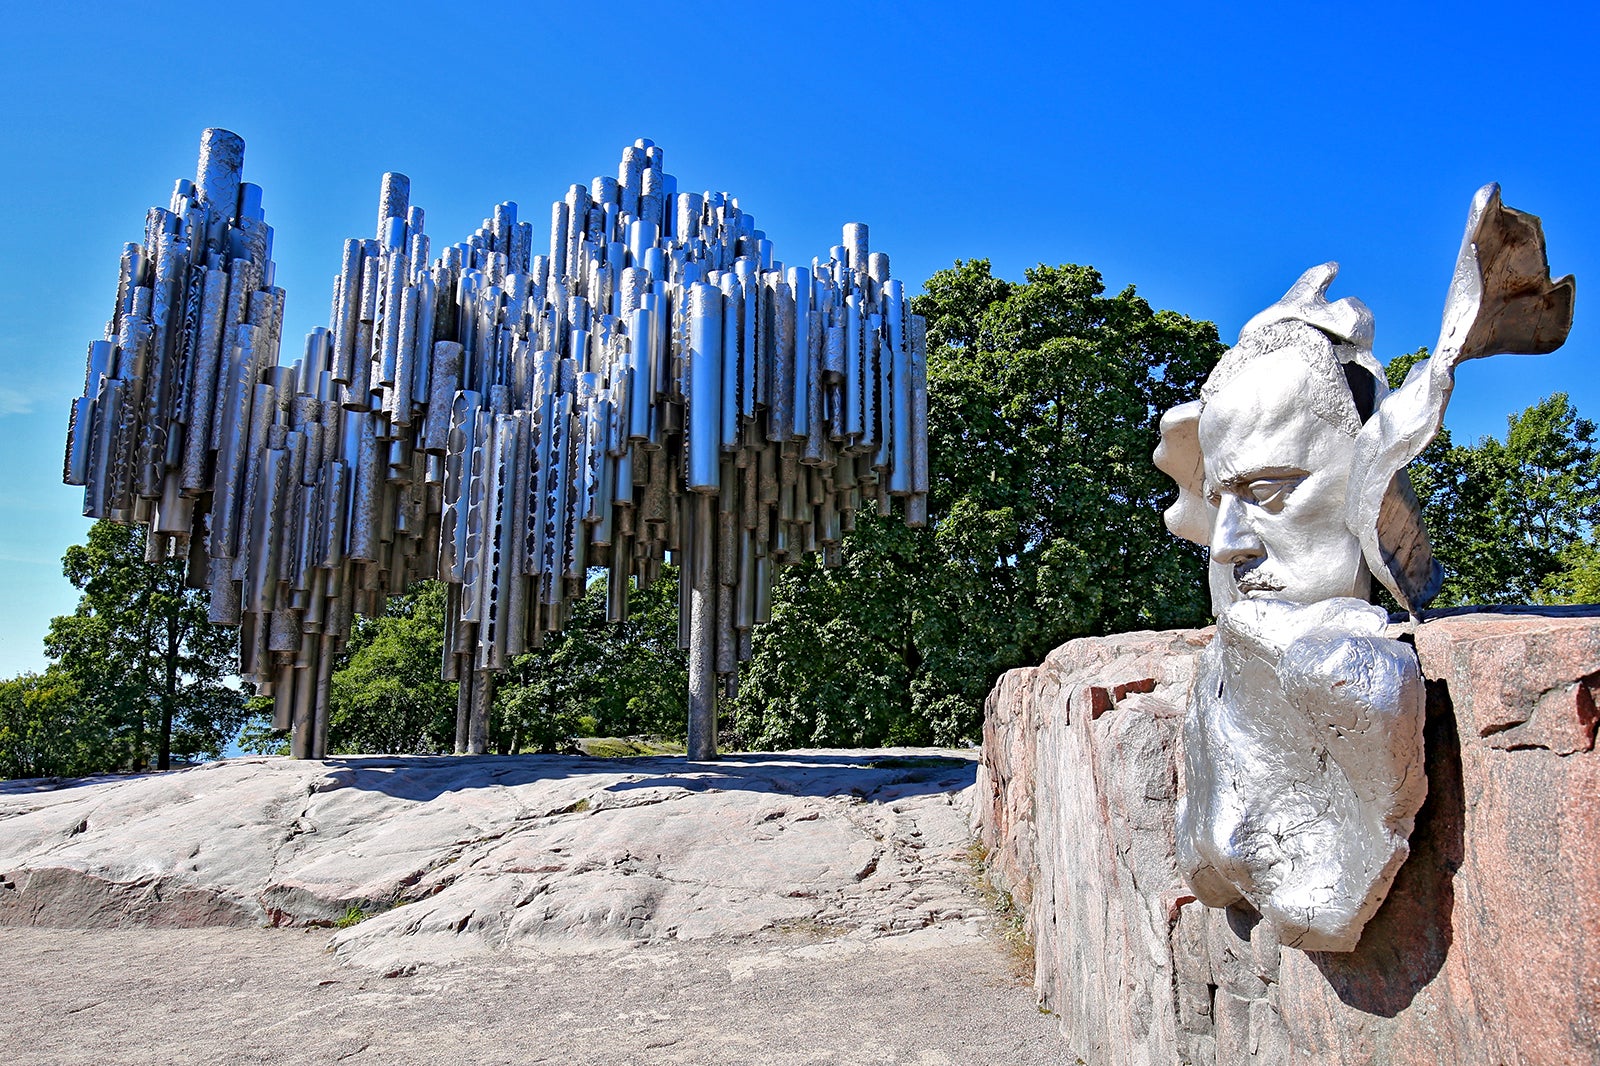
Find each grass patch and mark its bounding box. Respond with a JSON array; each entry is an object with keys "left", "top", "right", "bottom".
[
  {"left": 966, "top": 839, "right": 1035, "bottom": 981},
  {"left": 576, "top": 736, "right": 688, "bottom": 758},
  {"left": 773, "top": 916, "right": 849, "bottom": 941},
  {"left": 323, "top": 894, "right": 414, "bottom": 930},
  {"left": 333, "top": 904, "right": 373, "bottom": 929}
]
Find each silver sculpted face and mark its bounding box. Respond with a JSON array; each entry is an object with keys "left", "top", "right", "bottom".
[
  {"left": 1197, "top": 323, "right": 1370, "bottom": 609},
  {"left": 1155, "top": 186, "right": 1573, "bottom": 951}
]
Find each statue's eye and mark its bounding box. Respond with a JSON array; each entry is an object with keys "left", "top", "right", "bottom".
[{"left": 1247, "top": 477, "right": 1301, "bottom": 511}]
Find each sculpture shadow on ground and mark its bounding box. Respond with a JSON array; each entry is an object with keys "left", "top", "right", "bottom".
[
  {"left": 1305, "top": 676, "right": 1466, "bottom": 1016},
  {"left": 313, "top": 750, "right": 977, "bottom": 805},
  {"left": 0, "top": 772, "right": 169, "bottom": 797}
]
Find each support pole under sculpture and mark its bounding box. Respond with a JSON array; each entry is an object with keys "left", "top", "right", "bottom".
[
  {"left": 290, "top": 687, "right": 315, "bottom": 761},
  {"left": 312, "top": 634, "right": 334, "bottom": 760},
  {"left": 455, "top": 669, "right": 495, "bottom": 754},
  {"left": 289, "top": 641, "right": 335, "bottom": 759},
  {"left": 687, "top": 493, "right": 718, "bottom": 761},
  {"left": 471, "top": 669, "right": 494, "bottom": 755}
]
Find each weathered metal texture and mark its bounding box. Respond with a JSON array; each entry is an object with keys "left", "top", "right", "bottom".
[
  {"left": 1153, "top": 186, "right": 1573, "bottom": 952},
  {"left": 64, "top": 130, "right": 929, "bottom": 761}
]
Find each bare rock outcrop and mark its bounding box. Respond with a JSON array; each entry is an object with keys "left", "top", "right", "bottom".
[
  {"left": 0, "top": 750, "right": 990, "bottom": 972},
  {"left": 973, "top": 606, "right": 1600, "bottom": 1066}
]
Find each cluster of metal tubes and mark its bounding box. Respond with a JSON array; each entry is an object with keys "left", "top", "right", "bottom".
[{"left": 64, "top": 129, "right": 929, "bottom": 759}]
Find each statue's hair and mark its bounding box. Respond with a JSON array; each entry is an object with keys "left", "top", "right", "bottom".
[{"left": 1200, "top": 319, "right": 1366, "bottom": 436}]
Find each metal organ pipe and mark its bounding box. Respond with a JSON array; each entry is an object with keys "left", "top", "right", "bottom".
[{"left": 63, "top": 131, "right": 930, "bottom": 760}]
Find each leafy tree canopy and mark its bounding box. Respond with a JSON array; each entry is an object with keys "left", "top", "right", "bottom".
[
  {"left": 18, "top": 521, "right": 245, "bottom": 775},
  {"left": 321, "top": 579, "right": 458, "bottom": 755},
  {"left": 0, "top": 670, "right": 88, "bottom": 779},
  {"left": 496, "top": 565, "right": 687, "bottom": 753},
  {"left": 730, "top": 260, "right": 1224, "bottom": 748},
  {"left": 242, "top": 567, "right": 690, "bottom": 758},
  {"left": 1387, "top": 349, "right": 1600, "bottom": 608}
]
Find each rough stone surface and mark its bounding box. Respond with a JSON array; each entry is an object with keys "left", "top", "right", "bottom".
[
  {"left": 974, "top": 627, "right": 1209, "bottom": 1065},
  {"left": 973, "top": 607, "right": 1600, "bottom": 1066},
  {"left": 1, "top": 748, "right": 1079, "bottom": 1063},
  {"left": 0, "top": 750, "right": 991, "bottom": 974},
  {"left": 1, "top": 926, "right": 1063, "bottom": 1065}
]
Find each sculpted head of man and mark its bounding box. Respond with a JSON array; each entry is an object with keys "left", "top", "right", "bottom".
[
  {"left": 1154, "top": 263, "right": 1411, "bottom": 614},
  {"left": 1198, "top": 318, "right": 1373, "bottom": 606}
]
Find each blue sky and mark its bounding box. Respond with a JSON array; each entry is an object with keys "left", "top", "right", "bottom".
[{"left": 1, "top": 1, "right": 1595, "bottom": 676}]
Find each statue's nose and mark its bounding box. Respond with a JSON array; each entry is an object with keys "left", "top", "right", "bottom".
[{"left": 1210, "top": 496, "right": 1264, "bottom": 566}]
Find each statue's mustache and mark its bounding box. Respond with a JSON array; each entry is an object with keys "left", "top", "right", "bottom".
[{"left": 1232, "top": 560, "right": 1284, "bottom": 594}]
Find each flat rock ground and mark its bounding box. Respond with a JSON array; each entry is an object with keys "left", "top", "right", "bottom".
[
  {"left": 5, "top": 927, "right": 1055, "bottom": 1065},
  {"left": 0, "top": 750, "right": 1069, "bottom": 1065}
]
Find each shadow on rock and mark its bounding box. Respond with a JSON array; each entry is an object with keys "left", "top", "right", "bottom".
[
  {"left": 1307, "top": 677, "right": 1464, "bottom": 1016},
  {"left": 317, "top": 751, "right": 978, "bottom": 804}
]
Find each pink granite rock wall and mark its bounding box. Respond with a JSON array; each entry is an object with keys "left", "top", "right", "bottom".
[{"left": 973, "top": 607, "right": 1600, "bottom": 1066}]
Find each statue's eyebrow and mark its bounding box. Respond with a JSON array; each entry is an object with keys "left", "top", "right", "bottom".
[{"left": 1209, "top": 466, "right": 1311, "bottom": 496}]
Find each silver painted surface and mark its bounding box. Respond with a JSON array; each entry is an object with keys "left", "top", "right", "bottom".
[
  {"left": 1176, "top": 597, "right": 1426, "bottom": 951},
  {"left": 1347, "top": 184, "right": 1575, "bottom": 616}
]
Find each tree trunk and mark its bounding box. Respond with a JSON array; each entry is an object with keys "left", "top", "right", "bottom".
[
  {"left": 134, "top": 582, "right": 156, "bottom": 771},
  {"left": 158, "top": 612, "right": 178, "bottom": 771}
]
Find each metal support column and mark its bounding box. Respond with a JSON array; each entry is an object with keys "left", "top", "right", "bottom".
[{"left": 687, "top": 493, "right": 718, "bottom": 760}]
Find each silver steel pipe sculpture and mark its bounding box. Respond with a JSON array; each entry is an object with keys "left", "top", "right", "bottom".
[{"left": 65, "top": 130, "right": 930, "bottom": 761}]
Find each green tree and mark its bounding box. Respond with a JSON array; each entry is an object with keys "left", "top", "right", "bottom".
[
  {"left": 36, "top": 520, "right": 245, "bottom": 772},
  {"left": 324, "top": 580, "right": 458, "bottom": 755},
  {"left": 496, "top": 567, "right": 687, "bottom": 752},
  {"left": 730, "top": 515, "right": 937, "bottom": 749},
  {"left": 922, "top": 261, "right": 1220, "bottom": 650},
  {"left": 0, "top": 670, "right": 91, "bottom": 779},
  {"left": 1387, "top": 350, "right": 1600, "bottom": 607},
  {"left": 294, "top": 569, "right": 687, "bottom": 757},
  {"left": 1546, "top": 541, "right": 1600, "bottom": 604},
  {"left": 730, "top": 260, "right": 1224, "bottom": 748}
]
